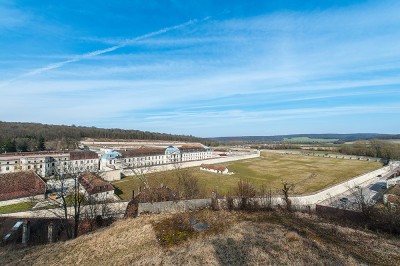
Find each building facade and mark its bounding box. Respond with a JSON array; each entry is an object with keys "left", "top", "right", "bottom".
[
  {"left": 0, "top": 151, "right": 99, "bottom": 177},
  {"left": 100, "top": 145, "right": 213, "bottom": 171}
]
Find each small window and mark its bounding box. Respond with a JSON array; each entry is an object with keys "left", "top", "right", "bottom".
[{"left": 6, "top": 166, "right": 9, "bottom": 171}]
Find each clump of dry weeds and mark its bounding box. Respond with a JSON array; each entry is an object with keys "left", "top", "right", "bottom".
[{"left": 152, "top": 210, "right": 236, "bottom": 247}]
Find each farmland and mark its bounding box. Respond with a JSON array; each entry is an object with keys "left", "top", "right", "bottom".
[
  {"left": 282, "top": 137, "right": 339, "bottom": 143},
  {"left": 113, "top": 152, "right": 383, "bottom": 200}
]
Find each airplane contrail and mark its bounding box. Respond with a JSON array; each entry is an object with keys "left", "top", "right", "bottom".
[{"left": 1, "top": 18, "right": 204, "bottom": 87}]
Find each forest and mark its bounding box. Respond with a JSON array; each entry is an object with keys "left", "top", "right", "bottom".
[{"left": 0, "top": 122, "right": 214, "bottom": 153}]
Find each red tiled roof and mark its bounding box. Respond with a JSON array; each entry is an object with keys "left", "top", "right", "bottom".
[
  {"left": 387, "top": 195, "right": 400, "bottom": 204},
  {"left": 200, "top": 164, "right": 227, "bottom": 172},
  {"left": 386, "top": 184, "right": 400, "bottom": 196},
  {"left": 70, "top": 151, "right": 98, "bottom": 160},
  {"left": 0, "top": 171, "right": 46, "bottom": 201},
  {"left": 79, "top": 173, "right": 114, "bottom": 195},
  {"left": 117, "top": 147, "right": 165, "bottom": 158}
]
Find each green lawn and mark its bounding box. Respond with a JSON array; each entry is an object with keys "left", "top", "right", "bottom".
[
  {"left": 0, "top": 202, "right": 36, "bottom": 213},
  {"left": 113, "top": 152, "right": 383, "bottom": 200}
]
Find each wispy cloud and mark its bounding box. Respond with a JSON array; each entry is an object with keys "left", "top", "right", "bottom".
[
  {"left": 0, "top": 3, "right": 30, "bottom": 30},
  {"left": 1, "top": 18, "right": 203, "bottom": 86},
  {"left": 1, "top": 1, "right": 400, "bottom": 136}
]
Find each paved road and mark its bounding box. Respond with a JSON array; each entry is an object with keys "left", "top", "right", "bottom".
[{"left": 319, "top": 162, "right": 400, "bottom": 209}]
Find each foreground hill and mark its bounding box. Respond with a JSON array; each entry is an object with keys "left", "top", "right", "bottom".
[{"left": 1, "top": 210, "right": 399, "bottom": 265}]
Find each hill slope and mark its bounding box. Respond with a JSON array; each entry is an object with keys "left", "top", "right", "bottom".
[
  {"left": 0, "top": 121, "right": 213, "bottom": 152},
  {"left": 213, "top": 133, "right": 400, "bottom": 143},
  {"left": 1, "top": 210, "right": 399, "bottom": 265}
]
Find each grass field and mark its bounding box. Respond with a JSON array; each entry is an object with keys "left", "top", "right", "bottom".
[
  {"left": 113, "top": 152, "right": 383, "bottom": 200},
  {"left": 0, "top": 202, "right": 36, "bottom": 213},
  {"left": 283, "top": 137, "right": 339, "bottom": 143}
]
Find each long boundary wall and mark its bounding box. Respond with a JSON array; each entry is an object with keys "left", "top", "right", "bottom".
[
  {"left": 121, "top": 153, "right": 260, "bottom": 176},
  {"left": 264, "top": 149, "right": 386, "bottom": 163}
]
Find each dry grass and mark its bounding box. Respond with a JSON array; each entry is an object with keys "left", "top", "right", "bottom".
[
  {"left": 113, "top": 152, "right": 383, "bottom": 199},
  {"left": 1, "top": 210, "right": 399, "bottom": 266}
]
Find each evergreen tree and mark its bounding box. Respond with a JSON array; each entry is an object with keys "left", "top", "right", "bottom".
[{"left": 37, "top": 136, "right": 46, "bottom": 151}]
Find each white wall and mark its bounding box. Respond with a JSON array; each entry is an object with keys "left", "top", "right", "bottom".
[{"left": 100, "top": 169, "right": 122, "bottom": 181}]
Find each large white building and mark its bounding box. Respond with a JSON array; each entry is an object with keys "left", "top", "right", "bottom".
[
  {"left": 100, "top": 145, "right": 213, "bottom": 171},
  {"left": 0, "top": 145, "right": 212, "bottom": 177},
  {"left": 0, "top": 150, "right": 99, "bottom": 177}
]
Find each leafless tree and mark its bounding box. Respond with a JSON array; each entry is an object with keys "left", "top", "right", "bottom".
[
  {"left": 236, "top": 179, "right": 257, "bottom": 198},
  {"left": 82, "top": 194, "right": 115, "bottom": 232},
  {"left": 349, "top": 186, "right": 376, "bottom": 219},
  {"left": 173, "top": 163, "right": 201, "bottom": 199},
  {"left": 46, "top": 162, "right": 95, "bottom": 238},
  {"left": 281, "top": 180, "right": 294, "bottom": 212}
]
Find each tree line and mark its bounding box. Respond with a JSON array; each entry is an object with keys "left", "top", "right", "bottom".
[
  {"left": 339, "top": 139, "right": 400, "bottom": 160},
  {"left": 0, "top": 121, "right": 217, "bottom": 153}
]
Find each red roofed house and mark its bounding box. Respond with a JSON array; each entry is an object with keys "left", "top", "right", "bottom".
[
  {"left": 200, "top": 164, "right": 229, "bottom": 175},
  {"left": 79, "top": 173, "right": 115, "bottom": 201},
  {"left": 0, "top": 171, "right": 46, "bottom": 205},
  {"left": 383, "top": 184, "right": 400, "bottom": 207}
]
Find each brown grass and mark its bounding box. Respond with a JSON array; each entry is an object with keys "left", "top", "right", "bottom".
[
  {"left": 1, "top": 210, "right": 399, "bottom": 266},
  {"left": 113, "top": 152, "right": 383, "bottom": 200}
]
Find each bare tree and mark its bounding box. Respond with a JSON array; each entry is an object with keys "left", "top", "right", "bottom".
[
  {"left": 173, "top": 163, "right": 201, "bottom": 199},
  {"left": 281, "top": 180, "right": 294, "bottom": 212},
  {"left": 47, "top": 161, "right": 95, "bottom": 238},
  {"left": 350, "top": 186, "right": 376, "bottom": 219},
  {"left": 236, "top": 179, "right": 257, "bottom": 198}
]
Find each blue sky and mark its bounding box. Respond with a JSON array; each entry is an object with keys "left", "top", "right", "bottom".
[{"left": 1, "top": 0, "right": 400, "bottom": 137}]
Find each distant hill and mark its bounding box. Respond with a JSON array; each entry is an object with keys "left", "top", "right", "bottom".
[
  {"left": 212, "top": 133, "right": 400, "bottom": 143},
  {"left": 0, "top": 121, "right": 214, "bottom": 152}
]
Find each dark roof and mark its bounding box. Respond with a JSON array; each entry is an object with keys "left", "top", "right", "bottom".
[
  {"left": 0, "top": 171, "right": 46, "bottom": 201},
  {"left": 179, "top": 144, "right": 206, "bottom": 152},
  {"left": 79, "top": 173, "right": 114, "bottom": 195},
  {"left": 200, "top": 164, "right": 227, "bottom": 172},
  {"left": 70, "top": 151, "right": 98, "bottom": 160},
  {"left": 117, "top": 147, "right": 165, "bottom": 158}
]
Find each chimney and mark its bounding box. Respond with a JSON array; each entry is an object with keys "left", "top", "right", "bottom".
[{"left": 22, "top": 220, "right": 30, "bottom": 245}]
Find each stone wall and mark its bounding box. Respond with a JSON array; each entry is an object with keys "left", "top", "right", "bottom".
[
  {"left": 265, "top": 149, "right": 386, "bottom": 163},
  {"left": 100, "top": 169, "right": 122, "bottom": 181},
  {"left": 137, "top": 199, "right": 212, "bottom": 215}
]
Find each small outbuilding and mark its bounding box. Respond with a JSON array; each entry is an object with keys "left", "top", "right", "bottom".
[
  {"left": 79, "top": 173, "right": 115, "bottom": 201},
  {"left": 200, "top": 164, "right": 229, "bottom": 175},
  {"left": 383, "top": 184, "right": 400, "bottom": 206}
]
